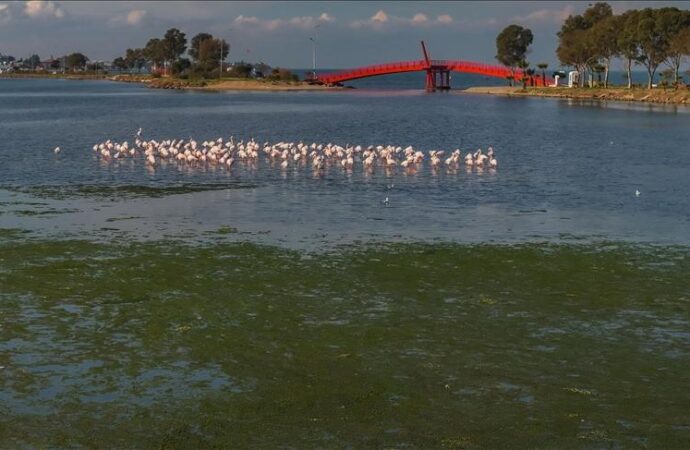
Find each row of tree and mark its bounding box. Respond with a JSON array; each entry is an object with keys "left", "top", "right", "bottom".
[
  {"left": 0, "top": 52, "right": 90, "bottom": 71},
  {"left": 111, "top": 28, "right": 297, "bottom": 81},
  {"left": 496, "top": 3, "right": 690, "bottom": 89},
  {"left": 557, "top": 3, "right": 690, "bottom": 88}
]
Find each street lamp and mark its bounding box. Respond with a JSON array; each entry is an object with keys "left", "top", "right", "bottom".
[{"left": 309, "top": 37, "right": 316, "bottom": 79}]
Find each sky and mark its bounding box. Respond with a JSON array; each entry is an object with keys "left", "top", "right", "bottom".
[{"left": 1, "top": 1, "right": 689, "bottom": 69}]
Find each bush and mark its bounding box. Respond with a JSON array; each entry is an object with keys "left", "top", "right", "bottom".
[
  {"left": 267, "top": 67, "right": 297, "bottom": 82},
  {"left": 151, "top": 72, "right": 162, "bottom": 79}
]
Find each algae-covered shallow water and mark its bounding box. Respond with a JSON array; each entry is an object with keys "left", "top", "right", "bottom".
[
  {"left": 1, "top": 231, "right": 689, "bottom": 448},
  {"left": 1, "top": 79, "right": 690, "bottom": 448}
]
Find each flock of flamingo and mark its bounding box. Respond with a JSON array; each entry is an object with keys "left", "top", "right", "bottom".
[{"left": 60, "top": 129, "right": 499, "bottom": 174}]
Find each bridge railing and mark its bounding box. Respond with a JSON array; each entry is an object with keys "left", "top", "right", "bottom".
[
  {"left": 316, "top": 59, "right": 553, "bottom": 85},
  {"left": 317, "top": 60, "right": 426, "bottom": 81}
]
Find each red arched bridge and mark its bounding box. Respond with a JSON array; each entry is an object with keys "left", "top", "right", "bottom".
[{"left": 309, "top": 41, "right": 550, "bottom": 91}]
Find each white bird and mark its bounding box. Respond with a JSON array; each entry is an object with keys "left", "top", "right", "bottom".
[
  {"left": 53, "top": 146, "right": 61, "bottom": 154},
  {"left": 635, "top": 189, "right": 640, "bottom": 197}
]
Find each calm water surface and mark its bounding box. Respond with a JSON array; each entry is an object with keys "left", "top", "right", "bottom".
[{"left": 0, "top": 78, "right": 689, "bottom": 448}]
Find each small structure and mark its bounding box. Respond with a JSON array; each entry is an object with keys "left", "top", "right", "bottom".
[{"left": 568, "top": 71, "right": 579, "bottom": 88}]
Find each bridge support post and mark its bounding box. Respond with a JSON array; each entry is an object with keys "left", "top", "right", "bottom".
[
  {"left": 425, "top": 70, "right": 436, "bottom": 91},
  {"left": 426, "top": 68, "right": 451, "bottom": 91}
]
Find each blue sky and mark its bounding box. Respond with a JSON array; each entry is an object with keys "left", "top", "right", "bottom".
[{"left": 1, "top": 1, "right": 689, "bottom": 69}]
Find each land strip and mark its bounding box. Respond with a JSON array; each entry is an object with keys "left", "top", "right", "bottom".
[{"left": 462, "top": 86, "right": 690, "bottom": 105}]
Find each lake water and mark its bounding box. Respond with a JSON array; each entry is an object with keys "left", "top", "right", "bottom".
[{"left": 1, "top": 77, "right": 689, "bottom": 448}]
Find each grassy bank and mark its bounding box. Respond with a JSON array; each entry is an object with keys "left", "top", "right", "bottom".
[{"left": 463, "top": 86, "right": 690, "bottom": 105}]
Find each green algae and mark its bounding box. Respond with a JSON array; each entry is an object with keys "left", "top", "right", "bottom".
[
  {"left": 4, "top": 182, "right": 258, "bottom": 200},
  {"left": 0, "top": 238, "right": 689, "bottom": 448}
]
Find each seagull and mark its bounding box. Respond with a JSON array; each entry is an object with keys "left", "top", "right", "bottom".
[
  {"left": 53, "top": 146, "right": 61, "bottom": 154},
  {"left": 383, "top": 196, "right": 389, "bottom": 206},
  {"left": 635, "top": 190, "right": 640, "bottom": 197}
]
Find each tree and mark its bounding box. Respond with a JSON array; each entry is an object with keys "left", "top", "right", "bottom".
[
  {"left": 227, "top": 61, "right": 253, "bottom": 78},
  {"left": 65, "top": 52, "right": 88, "bottom": 71},
  {"left": 189, "top": 33, "right": 213, "bottom": 61},
  {"left": 124, "top": 48, "right": 146, "bottom": 73},
  {"left": 143, "top": 38, "right": 166, "bottom": 72},
  {"left": 557, "top": 28, "right": 592, "bottom": 86},
  {"left": 162, "top": 28, "right": 187, "bottom": 74},
  {"left": 557, "top": 3, "right": 612, "bottom": 87},
  {"left": 536, "top": 63, "right": 548, "bottom": 86},
  {"left": 617, "top": 9, "right": 641, "bottom": 89},
  {"left": 172, "top": 57, "right": 191, "bottom": 75},
  {"left": 588, "top": 15, "right": 620, "bottom": 87},
  {"left": 112, "top": 57, "right": 127, "bottom": 71},
  {"left": 583, "top": 2, "right": 613, "bottom": 26},
  {"left": 665, "top": 22, "right": 690, "bottom": 85},
  {"left": 196, "top": 37, "right": 229, "bottom": 73},
  {"left": 496, "top": 24, "right": 534, "bottom": 80},
  {"left": 26, "top": 54, "right": 41, "bottom": 69},
  {"left": 635, "top": 8, "right": 682, "bottom": 89}
]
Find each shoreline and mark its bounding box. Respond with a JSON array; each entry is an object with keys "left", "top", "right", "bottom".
[
  {"left": 0, "top": 72, "right": 345, "bottom": 92},
  {"left": 462, "top": 86, "right": 690, "bottom": 106}
]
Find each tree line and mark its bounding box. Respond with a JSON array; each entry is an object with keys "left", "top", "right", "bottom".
[
  {"left": 497, "top": 2, "right": 690, "bottom": 89},
  {"left": 112, "top": 28, "right": 297, "bottom": 81}
]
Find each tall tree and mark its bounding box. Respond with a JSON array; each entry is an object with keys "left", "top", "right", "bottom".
[
  {"left": 664, "top": 11, "right": 690, "bottom": 85},
  {"left": 162, "top": 28, "right": 187, "bottom": 74},
  {"left": 124, "top": 48, "right": 146, "bottom": 73},
  {"left": 495, "top": 24, "right": 534, "bottom": 83},
  {"left": 557, "top": 2, "right": 612, "bottom": 87},
  {"left": 189, "top": 33, "right": 213, "bottom": 61},
  {"left": 557, "top": 28, "right": 592, "bottom": 86},
  {"left": 617, "top": 9, "right": 641, "bottom": 89},
  {"left": 143, "top": 38, "right": 166, "bottom": 72},
  {"left": 635, "top": 8, "right": 674, "bottom": 89},
  {"left": 112, "top": 57, "right": 127, "bottom": 71},
  {"left": 587, "top": 15, "right": 620, "bottom": 88},
  {"left": 196, "top": 37, "right": 230, "bottom": 73}
]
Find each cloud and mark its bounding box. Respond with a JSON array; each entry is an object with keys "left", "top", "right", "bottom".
[
  {"left": 437, "top": 14, "right": 453, "bottom": 24},
  {"left": 318, "top": 13, "right": 334, "bottom": 23},
  {"left": 351, "top": 11, "right": 455, "bottom": 29},
  {"left": 24, "top": 0, "right": 64, "bottom": 19},
  {"left": 371, "top": 10, "right": 388, "bottom": 23},
  {"left": 0, "top": 3, "right": 11, "bottom": 23},
  {"left": 511, "top": 5, "right": 575, "bottom": 24},
  {"left": 411, "top": 13, "right": 428, "bottom": 24},
  {"left": 232, "top": 13, "right": 335, "bottom": 31},
  {"left": 107, "top": 8, "right": 147, "bottom": 27},
  {"left": 126, "top": 9, "right": 146, "bottom": 25}
]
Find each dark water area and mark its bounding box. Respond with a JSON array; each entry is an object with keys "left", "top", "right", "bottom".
[{"left": 1, "top": 78, "right": 689, "bottom": 448}]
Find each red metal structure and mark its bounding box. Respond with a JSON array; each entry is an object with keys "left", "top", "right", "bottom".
[{"left": 314, "top": 41, "right": 550, "bottom": 91}]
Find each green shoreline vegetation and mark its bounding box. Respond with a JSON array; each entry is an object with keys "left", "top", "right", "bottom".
[{"left": 1, "top": 232, "right": 688, "bottom": 448}]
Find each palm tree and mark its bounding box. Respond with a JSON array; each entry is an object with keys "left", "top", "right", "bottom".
[
  {"left": 517, "top": 60, "right": 530, "bottom": 89},
  {"left": 537, "top": 63, "right": 548, "bottom": 86}
]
